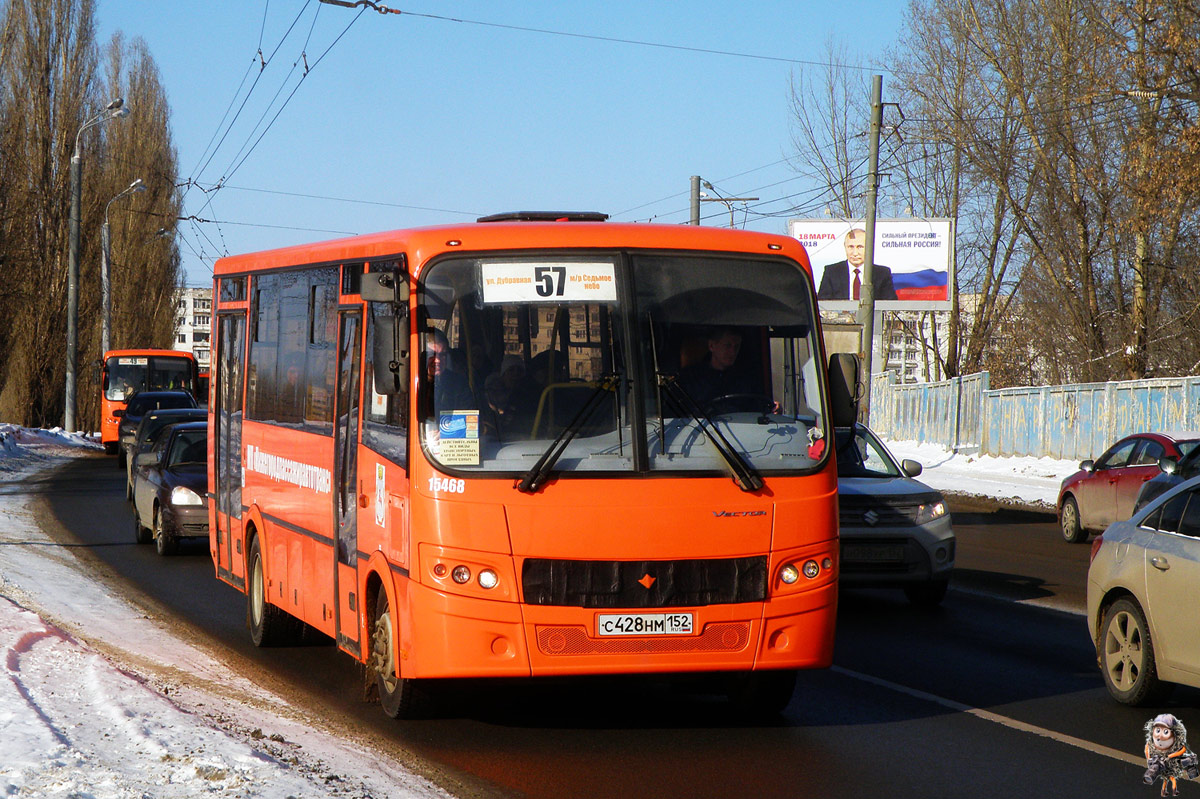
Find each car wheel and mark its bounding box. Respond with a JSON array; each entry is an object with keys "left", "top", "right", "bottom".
[
  {"left": 1060, "top": 495, "right": 1088, "bottom": 543},
  {"left": 371, "top": 584, "right": 427, "bottom": 718},
  {"left": 246, "top": 535, "right": 301, "bottom": 647},
  {"left": 726, "top": 670, "right": 797, "bottom": 716},
  {"left": 904, "top": 579, "right": 949, "bottom": 607},
  {"left": 1100, "top": 597, "right": 1172, "bottom": 705},
  {"left": 133, "top": 508, "right": 152, "bottom": 545},
  {"left": 153, "top": 507, "right": 178, "bottom": 556},
  {"left": 125, "top": 471, "right": 133, "bottom": 502}
]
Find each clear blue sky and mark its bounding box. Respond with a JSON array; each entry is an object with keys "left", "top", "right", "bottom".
[{"left": 96, "top": 1, "right": 904, "bottom": 287}]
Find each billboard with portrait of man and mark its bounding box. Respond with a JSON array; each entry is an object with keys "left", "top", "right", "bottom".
[{"left": 788, "top": 218, "right": 954, "bottom": 312}]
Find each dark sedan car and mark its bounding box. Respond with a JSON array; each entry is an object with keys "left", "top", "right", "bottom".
[
  {"left": 132, "top": 421, "right": 208, "bottom": 556},
  {"left": 1134, "top": 446, "right": 1200, "bottom": 515},
  {"left": 116, "top": 390, "right": 198, "bottom": 470},
  {"left": 1058, "top": 432, "right": 1200, "bottom": 543},
  {"left": 123, "top": 407, "right": 207, "bottom": 500}
]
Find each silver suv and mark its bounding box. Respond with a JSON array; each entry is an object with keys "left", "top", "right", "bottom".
[{"left": 835, "top": 424, "right": 955, "bottom": 606}]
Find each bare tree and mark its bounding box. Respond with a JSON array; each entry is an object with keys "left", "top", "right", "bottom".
[
  {"left": 0, "top": 2, "right": 182, "bottom": 428},
  {"left": 0, "top": 0, "right": 99, "bottom": 427}
]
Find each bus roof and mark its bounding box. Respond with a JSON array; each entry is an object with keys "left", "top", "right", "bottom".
[
  {"left": 212, "top": 219, "right": 810, "bottom": 277},
  {"left": 103, "top": 348, "right": 197, "bottom": 361}
]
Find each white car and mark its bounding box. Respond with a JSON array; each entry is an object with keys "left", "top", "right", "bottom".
[
  {"left": 835, "top": 424, "right": 955, "bottom": 606},
  {"left": 1088, "top": 473, "right": 1200, "bottom": 705}
]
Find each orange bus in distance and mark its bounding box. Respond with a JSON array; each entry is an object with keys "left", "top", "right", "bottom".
[
  {"left": 99, "top": 349, "right": 199, "bottom": 453},
  {"left": 208, "top": 212, "right": 858, "bottom": 718}
]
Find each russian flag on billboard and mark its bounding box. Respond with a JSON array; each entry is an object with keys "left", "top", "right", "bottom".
[{"left": 893, "top": 269, "right": 948, "bottom": 301}]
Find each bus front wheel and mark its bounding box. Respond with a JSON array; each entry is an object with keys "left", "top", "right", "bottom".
[
  {"left": 371, "top": 585, "right": 424, "bottom": 718},
  {"left": 727, "top": 669, "right": 797, "bottom": 716}
]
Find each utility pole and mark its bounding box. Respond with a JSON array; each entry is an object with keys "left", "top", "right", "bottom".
[
  {"left": 690, "top": 176, "right": 701, "bottom": 225},
  {"left": 857, "top": 74, "right": 884, "bottom": 423}
]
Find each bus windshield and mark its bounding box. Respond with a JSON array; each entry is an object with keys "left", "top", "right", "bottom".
[
  {"left": 417, "top": 252, "right": 827, "bottom": 477},
  {"left": 105, "top": 355, "right": 194, "bottom": 400}
]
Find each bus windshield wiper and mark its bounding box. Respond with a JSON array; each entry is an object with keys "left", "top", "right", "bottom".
[
  {"left": 657, "top": 373, "right": 763, "bottom": 493},
  {"left": 516, "top": 374, "right": 621, "bottom": 494}
]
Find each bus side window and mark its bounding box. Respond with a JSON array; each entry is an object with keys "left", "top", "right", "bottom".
[{"left": 363, "top": 305, "right": 407, "bottom": 468}]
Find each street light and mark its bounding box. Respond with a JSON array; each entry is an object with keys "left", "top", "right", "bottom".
[
  {"left": 700, "top": 181, "right": 758, "bottom": 229},
  {"left": 101, "top": 178, "right": 146, "bottom": 354},
  {"left": 65, "top": 97, "right": 129, "bottom": 432}
]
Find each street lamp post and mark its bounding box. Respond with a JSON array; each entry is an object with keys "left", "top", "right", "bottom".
[
  {"left": 101, "top": 178, "right": 146, "bottom": 355},
  {"left": 65, "top": 97, "right": 129, "bottom": 432}
]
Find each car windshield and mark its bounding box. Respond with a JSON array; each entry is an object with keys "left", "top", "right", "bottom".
[
  {"left": 167, "top": 429, "right": 207, "bottom": 467},
  {"left": 416, "top": 251, "right": 828, "bottom": 478},
  {"left": 834, "top": 426, "right": 902, "bottom": 478}
]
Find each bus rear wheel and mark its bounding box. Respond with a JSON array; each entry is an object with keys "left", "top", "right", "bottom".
[
  {"left": 246, "top": 535, "right": 300, "bottom": 646},
  {"left": 371, "top": 585, "right": 424, "bottom": 718}
]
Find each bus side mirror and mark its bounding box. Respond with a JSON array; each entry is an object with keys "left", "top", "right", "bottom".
[
  {"left": 372, "top": 314, "right": 409, "bottom": 395},
  {"left": 827, "top": 352, "right": 861, "bottom": 428},
  {"left": 361, "top": 271, "right": 410, "bottom": 304}
]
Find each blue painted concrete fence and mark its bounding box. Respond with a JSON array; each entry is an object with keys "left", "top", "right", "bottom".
[{"left": 869, "top": 371, "right": 1200, "bottom": 461}]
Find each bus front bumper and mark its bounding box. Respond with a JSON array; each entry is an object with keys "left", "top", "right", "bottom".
[{"left": 400, "top": 578, "right": 836, "bottom": 680}]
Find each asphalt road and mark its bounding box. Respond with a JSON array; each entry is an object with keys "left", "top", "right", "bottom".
[{"left": 33, "top": 453, "right": 1196, "bottom": 799}]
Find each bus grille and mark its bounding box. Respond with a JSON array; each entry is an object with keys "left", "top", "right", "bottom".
[
  {"left": 521, "top": 556, "right": 767, "bottom": 608},
  {"left": 536, "top": 622, "right": 751, "bottom": 656}
]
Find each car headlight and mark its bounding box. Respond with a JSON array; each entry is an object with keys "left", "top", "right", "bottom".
[
  {"left": 170, "top": 486, "right": 204, "bottom": 506},
  {"left": 914, "top": 500, "right": 947, "bottom": 525}
]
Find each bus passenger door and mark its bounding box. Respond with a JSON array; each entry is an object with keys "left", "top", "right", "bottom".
[
  {"left": 214, "top": 313, "right": 247, "bottom": 586},
  {"left": 334, "top": 310, "right": 362, "bottom": 655}
]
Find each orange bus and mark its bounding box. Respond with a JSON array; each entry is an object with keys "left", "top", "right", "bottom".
[
  {"left": 99, "top": 349, "right": 199, "bottom": 453},
  {"left": 208, "top": 213, "right": 858, "bottom": 718}
]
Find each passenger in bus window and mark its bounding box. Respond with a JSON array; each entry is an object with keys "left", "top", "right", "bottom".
[
  {"left": 425, "top": 329, "right": 475, "bottom": 414},
  {"left": 481, "top": 355, "right": 537, "bottom": 439}
]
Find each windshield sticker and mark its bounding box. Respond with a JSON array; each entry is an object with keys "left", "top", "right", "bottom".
[
  {"left": 437, "top": 410, "right": 480, "bottom": 466},
  {"left": 480, "top": 262, "right": 617, "bottom": 304}
]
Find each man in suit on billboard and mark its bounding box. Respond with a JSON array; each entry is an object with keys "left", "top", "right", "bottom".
[{"left": 817, "top": 228, "right": 898, "bottom": 301}]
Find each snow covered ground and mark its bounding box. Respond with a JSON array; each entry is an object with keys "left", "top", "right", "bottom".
[
  {"left": 0, "top": 424, "right": 1077, "bottom": 798},
  {"left": 882, "top": 439, "right": 1078, "bottom": 510},
  {"left": 0, "top": 426, "right": 449, "bottom": 799}
]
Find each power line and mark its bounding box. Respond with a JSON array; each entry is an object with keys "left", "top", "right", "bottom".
[{"left": 323, "top": 3, "right": 887, "bottom": 73}]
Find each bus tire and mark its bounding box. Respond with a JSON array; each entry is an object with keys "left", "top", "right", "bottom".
[
  {"left": 727, "top": 669, "right": 797, "bottom": 716},
  {"left": 371, "top": 584, "right": 425, "bottom": 718},
  {"left": 246, "top": 535, "right": 299, "bottom": 647}
]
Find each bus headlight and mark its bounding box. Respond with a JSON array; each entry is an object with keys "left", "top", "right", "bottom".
[
  {"left": 171, "top": 486, "right": 203, "bottom": 506},
  {"left": 802, "top": 559, "right": 821, "bottom": 579},
  {"left": 478, "top": 569, "right": 499, "bottom": 590},
  {"left": 779, "top": 564, "right": 800, "bottom": 584},
  {"left": 451, "top": 565, "right": 472, "bottom": 584}
]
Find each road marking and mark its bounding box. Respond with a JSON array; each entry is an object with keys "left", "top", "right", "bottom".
[{"left": 832, "top": 665, "right": 1142, "bottom": 767}]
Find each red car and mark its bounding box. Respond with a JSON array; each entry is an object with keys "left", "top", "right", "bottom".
[{"left": 1058, "top": 432, "right": 1200, "bottom": 542}]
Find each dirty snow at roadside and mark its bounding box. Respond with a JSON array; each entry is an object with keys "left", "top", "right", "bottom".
[
  {"left": 0, "top": 424, "right": 449, "bottom": 799},
  {"left": 883, "top": 438, "right": 1075, "bottom": 509}
]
